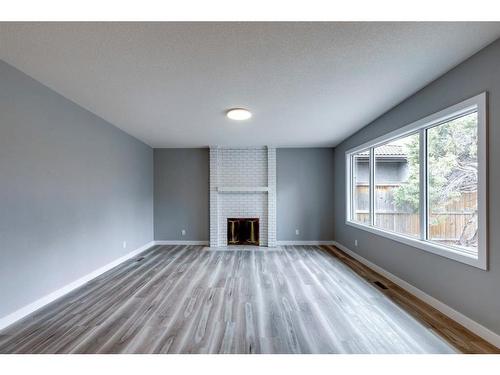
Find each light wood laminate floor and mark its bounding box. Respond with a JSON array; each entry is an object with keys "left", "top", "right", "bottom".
[{"left": 0, "top": 245, "right": 497, "bottom": 354}]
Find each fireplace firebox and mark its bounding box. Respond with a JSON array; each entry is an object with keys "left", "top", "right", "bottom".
[{"left": 227, "top": 218, "right": 259, "bottom": 246}]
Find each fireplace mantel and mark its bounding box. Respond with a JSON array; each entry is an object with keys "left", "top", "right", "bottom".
[{"left": 217, "top": 186, "right": 269, "bottom": 193}]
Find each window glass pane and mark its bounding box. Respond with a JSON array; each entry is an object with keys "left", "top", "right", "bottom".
[
  {"left": 352, "top": 151, "right": 370, "bottom": 224},
  {"left": 374, "top": 133, "right": 420, "bottom": 237},
  {"left": 427, "top": 112, "right": 478, "bottom": 254}
]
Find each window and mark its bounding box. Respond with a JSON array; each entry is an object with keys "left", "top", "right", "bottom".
[
  {"left": 374, "top": 133, "right": 420, "bottom": 238},
  {"left": 427, "top": 112, "right": 479, "bottom": 254},
  {"left": 351, "top": 150, "right": 370, "bottom": 224},
  {"left": 345, "top": 93, "right": 487, "bottom": 269}
]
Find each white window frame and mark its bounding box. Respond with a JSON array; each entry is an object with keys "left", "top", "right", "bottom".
[{"left": 345, "top": 92, "right": 488, "bottom": 270}]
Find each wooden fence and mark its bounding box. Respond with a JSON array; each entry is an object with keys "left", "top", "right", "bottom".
[{"left": 354, "top": 185, "right": 477, "bottom": 242}]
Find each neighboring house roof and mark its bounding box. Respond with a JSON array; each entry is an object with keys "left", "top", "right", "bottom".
[
  {"left": 358, "top": 144, "right": 407, "bottom": 159},
  {"left": 376, "top": 144, "right": 407, "bottom": 157}
]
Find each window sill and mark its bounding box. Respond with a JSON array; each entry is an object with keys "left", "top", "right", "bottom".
[{"left": 345, "top": 220, "right": 487, "bottom": 270}]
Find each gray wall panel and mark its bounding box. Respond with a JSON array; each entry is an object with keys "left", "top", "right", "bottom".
[
  {"left": 153, "top": 148, "right": 335, "bottom": 242},
  {"left": 0, "top": 61, "right": 153, "bottom": 319},
  {"left": 277, "top": 148, "right": 335, "bottom": 241},
  {"left": 154, "top": 149, "right": 209, "bottom": 241}
]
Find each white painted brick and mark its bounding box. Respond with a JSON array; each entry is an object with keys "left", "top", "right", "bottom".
[{"left": 209, "top": 146, "right": 276, "bottom": 247}]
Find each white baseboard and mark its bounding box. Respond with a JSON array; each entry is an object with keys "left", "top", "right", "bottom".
[
  {"left": 332, "top": 241, "right": 500, "bottom": 349},
  {"left": 0, "top": 241, "right": 156, "bottom": 331},
  {"left": 154, "top": 240, "right": 209, "bottom": 246},
  {"left": 276, "top": 240, "right": 336, "bottom": 246}
]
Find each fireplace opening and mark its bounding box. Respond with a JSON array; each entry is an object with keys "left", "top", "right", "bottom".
[{"left": 227, "top": 218, "right": 259, "bottom": 245}]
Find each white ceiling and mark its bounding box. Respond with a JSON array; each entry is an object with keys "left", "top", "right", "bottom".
[{"left": 1, "top": 22, "right": 500, "bottom": 148}]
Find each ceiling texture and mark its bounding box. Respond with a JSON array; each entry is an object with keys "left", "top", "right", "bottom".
[{"left": 1, "top": 22, "right": 500, "bottom": 148}]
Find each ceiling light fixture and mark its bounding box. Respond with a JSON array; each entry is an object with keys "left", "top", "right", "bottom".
[{"left": 226, "top": 108, "right": 252, "bottom": 121}]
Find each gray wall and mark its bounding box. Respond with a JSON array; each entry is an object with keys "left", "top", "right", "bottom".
[
  {"left": 333, "top": 39, "right": 500, "bottom": 335},
  {"left": 0, "top": 61, "right": 153, "bottom": 319},
  {"left": 153, "top": 147, "right": 335, "bottom": 242},
  {"left": 277, "top": 148, "right": 335, "bottom": 241},
  {"left": 154, "top": 149, "right": 209, "bottom": 241}
]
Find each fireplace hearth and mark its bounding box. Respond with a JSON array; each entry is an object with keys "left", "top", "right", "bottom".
[{"left": 227, "top": 218, "right": 259, "bottom": 245}]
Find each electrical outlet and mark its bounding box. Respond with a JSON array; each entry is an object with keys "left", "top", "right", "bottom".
[
  {"left": 181, "top": 229, "right": 186, "bottom": 236},
  {"left": 295, "top": 229, "right": 300, "bottom": 236},
  {"left": 123, "top": 241, "right": 127, "bottom": 249},
  {"left": 354, "top": 239, "right": 358, "bottom": 247}
]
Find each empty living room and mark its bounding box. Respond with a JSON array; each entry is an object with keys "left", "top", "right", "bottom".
[{"left": 1, "top": 1, "right": 500, "bottom": 373}]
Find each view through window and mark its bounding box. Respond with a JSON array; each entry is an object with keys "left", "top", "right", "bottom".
[
  {"left": 427, "top": 112, "right": 478, "bottom": 253},
  {"left": 352, "top": 150, "right": 370, "bottom": 224},
  {"left": 374, "top": 133, "right": 420, "bottom": 238}
]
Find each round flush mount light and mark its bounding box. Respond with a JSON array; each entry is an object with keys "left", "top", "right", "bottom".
[{"left": 226, "top": 108, "right": 252, "bottom": 121}]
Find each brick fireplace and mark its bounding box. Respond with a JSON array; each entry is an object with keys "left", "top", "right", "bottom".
[{"left": 209, "top": 146, "right": 276, "bottom": 247}]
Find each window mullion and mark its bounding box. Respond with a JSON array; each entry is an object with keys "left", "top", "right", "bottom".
[
  {"left": 419, "top": 129, "right": 427, "bottom": 241},
  {"left": 369, "top": 147, "right": 375, "bottom": 227}
]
